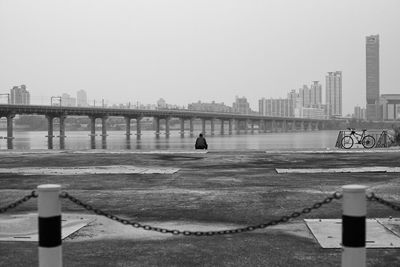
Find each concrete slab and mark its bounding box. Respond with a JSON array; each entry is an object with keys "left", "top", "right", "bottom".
[
  {"left": 276, "top": 167, "right": 400, "bottom": 174},
  {"left": 0, "top": 165, "right": 180, "bottom": 175},
  {"left": 304, "top": 218, "right": 400, "bottom": 248},
  {"left": 0, "top": 213, "right": 92, "bottom": 242}
]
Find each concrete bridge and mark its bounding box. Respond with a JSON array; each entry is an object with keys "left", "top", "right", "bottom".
[{"left": 0, "top": 104, "right": 328, "bottom": 147}]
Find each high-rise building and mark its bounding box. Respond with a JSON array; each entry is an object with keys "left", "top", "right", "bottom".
[
  {"left": 259, "top": 98, "right": 290, "bottom": 117},
  {"left": 10, "top": 84, "right": 30, "bottom": 105},
  {"left": 310, "top": 81, "right": 322, "bottom": 106},
  {"left": 233, "top": 96, "right": 251, "bottom": 114},
  {"left": 61, "top": 93, "right": 76, "bottom": 107},
  {"left": 366, "top": 35, "right": 380, "bottom": 121},
  {"left": 77, "top": 90, "right": 88, "bottom": 107},
  {"left": 298, "top": 85, "right": 310, "bottom": 107},
  {"left": 325, "top": 71, "right": 342, "bottom": 117},
  {"left": 188, "top": 101, "right": 232, "bottom": 113},
  {"left": 353, "top": 106, "right": 366, "bottom": 120}
]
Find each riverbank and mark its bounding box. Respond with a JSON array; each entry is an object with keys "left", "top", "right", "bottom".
[{"left": 1, "top": 150, "right": 400, "bottom": 266}]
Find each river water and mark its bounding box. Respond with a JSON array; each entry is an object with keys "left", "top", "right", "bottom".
[{"left": 0, "top": 130, "right": 339, "bottom": 151}]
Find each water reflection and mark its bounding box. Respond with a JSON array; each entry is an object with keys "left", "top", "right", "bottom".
[
  {"left": 7, "top": 139, "right": 13, "bottom": 150},
  {"left": 47, "top": 137, "right": 53, "bottom": 149},
  {"left": 60, "top": 138, "right": 65, "bottom": 150},
  {"left": 101, "top": 136, "right": 107, "bottom": 149},
  {"left": 0, "top": 130, "right": 339, "bottom": 151}
]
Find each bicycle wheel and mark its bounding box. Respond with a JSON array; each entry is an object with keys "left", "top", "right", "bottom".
[
  {"left": 341, "top": 136, "right": 354, "bottom": 149},
  {"left": 362, "top": 135, "right": 375, "bottom": 149}
]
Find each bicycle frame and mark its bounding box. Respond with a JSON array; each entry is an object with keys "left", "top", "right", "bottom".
[{"left": 350, "top": 130, "right": 367, "bottom": 144}]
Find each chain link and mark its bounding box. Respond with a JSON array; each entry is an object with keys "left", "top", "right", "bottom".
[
  {"left": 0, "top": 191, "right": 38, "bottom": 214},
  {"left": 60, "top": 191, "right": 342, "bottom": 236},
  {"left": 366, "top": 192, "right": 400, "bottom": 211}
]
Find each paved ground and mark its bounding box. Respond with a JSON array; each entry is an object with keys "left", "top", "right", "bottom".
[{"left": 1, "top": 149, "right": 400, "bottom": 266}]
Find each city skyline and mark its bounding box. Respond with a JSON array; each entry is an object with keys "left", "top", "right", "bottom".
[{"left": 1, "top": 0, "right": 400, "bottom": 115}]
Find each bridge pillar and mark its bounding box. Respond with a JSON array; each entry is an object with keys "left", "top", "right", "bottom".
[
  {"left": 155, "top": 117, "right": 160, "bottom": 137},
  {"left": 228, "top": 119, "right": 233, "bottom": 135},
  {"left": 46, "top": 115, "right": 55, "bottom": 138},
  {"left": 271, "top": 120, "right": 276, "bottom": 132},
  {"left": 220, "top": 119, "right": 224, "bottom": 135},
  {"left": 189, "top": 118, "right": 194, "bottom": 137},
  {"left": 180, "top": 118, "right": 185, "bottom": 137},
  {"left": 125, "top": 117, "right": 131, "bottom": 138},
  {"left": 263, "top": 120, "right": 267, "bottom": 133},
  {"left": 46, "top": 115, "right": 54, "bottom": 149},
  {"left": 236, "top": 120, "right": 240, "bottom": 134},
  {"left": 136, "top": 117, "right": 142, "bottom": 138},
  {"left": 314, "top": 122, "right": 320, "bottom": 131},
  {"left": 210, "top": 119, "right": 215, "bottom": 135},
  {"left": 307, "top": 122, "right": 313, "bottom": 131},
  {"left": 282, "top": 120, "right": 287, "bottom": 132},
  {"left": 201, "top": 118, "right": 206, "bottom": 135},
  {"left": 244, "top": 120, "right": 248, "bottom": 134},
  {"left": 291, "top": 120, "right": 296, "bottom": 131},
  {"left": 259, "top": 120, "right": 264, "bottom": 133},
  {"left": 300, "top": 121, "right": 305, "bottom": 131},
  {"left": 250, "top": 120, "right": 254, "bottom": 134},
  {"left": 6, "top": 114, "right": 15, "bottom": 140},
  {"left": 101, "top": 117, "right": 108, "bottom": 137},
  {"left": 59, "top": 115, "right": 66, "bottom": 138},
  {"left": 165, "top": 117, "right": 170, "bottom": 137},
  {"left": 89, "top": 116, "right": 96, "bottom": 137}
]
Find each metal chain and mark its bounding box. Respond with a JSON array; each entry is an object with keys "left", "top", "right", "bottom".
[
  {"left": 366, "top": 192, "right": 400, "bottom": 211},
  {"left": 60, "top": 191, "right": 342, "bottom": 236},
  {"left": 0, "top": 191, "right": 38, "bottom": 214}
]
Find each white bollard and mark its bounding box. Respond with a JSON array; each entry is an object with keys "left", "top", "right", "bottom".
[
  {"left": 38, "top": 184, "right": 62, "bottom": 267},
  {"left": 341, "top": 185, "right": 367, "bottom": 267}
]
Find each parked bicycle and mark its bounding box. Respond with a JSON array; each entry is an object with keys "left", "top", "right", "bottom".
[{"left": 341, "top": 128, "right": 375, "bottom": 149}]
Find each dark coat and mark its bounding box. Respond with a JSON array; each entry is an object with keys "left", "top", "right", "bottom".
[{"left": 195, "top": 136, "right": 208, "bottom": 149}]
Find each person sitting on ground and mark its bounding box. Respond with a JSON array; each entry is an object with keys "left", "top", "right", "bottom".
[{"left": 195, "top": 133, "right": 208, "bottom": 149}]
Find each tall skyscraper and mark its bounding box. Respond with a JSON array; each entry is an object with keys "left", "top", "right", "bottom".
[
  {"left": 310, "top": 81, "right": 322, "bottom": 106},
  {"left": 366, "top": 34, "right": 380, "bottom": 121},
  {"left": 77, "top": 90, "right": 88, "bottom": 107},
  {"left": 10, "top": 84, "right": 30, "bottom": 105},
  {"left": 233, "top": 96, "right": 252, "bottom": 114},
  {"left": 325, "top": 71, "right": 342, "bottom": 117}
]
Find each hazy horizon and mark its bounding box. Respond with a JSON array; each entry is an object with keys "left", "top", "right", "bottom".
[{"left": 1, "top": 0, "right": 399, "bottom": 115}]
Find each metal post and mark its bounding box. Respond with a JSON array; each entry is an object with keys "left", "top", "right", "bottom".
[
  {"left": 342, "top": 185, "right": 367, "bottom": 267},
  {"left": 38, "top": 184, "right": 62, "bottom": 267}
]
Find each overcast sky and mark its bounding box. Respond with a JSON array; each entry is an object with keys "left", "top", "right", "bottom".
[{"left": 1, "top": 0, "right": 399, "bottom": 114}]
